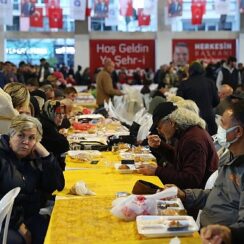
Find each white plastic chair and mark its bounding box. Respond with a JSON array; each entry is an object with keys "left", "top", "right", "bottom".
[
  {"left": 0, "top": 187, "right": 21, "bottom": 244},
  {"left": 196, "top": 170, "right": 218, "bottom": 227}
]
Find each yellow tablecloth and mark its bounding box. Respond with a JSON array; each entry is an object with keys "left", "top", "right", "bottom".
[
  {"left": 45, "top": 197, "right": 201, "bottom": 244},
  {"left": 45, "top": 168, "right": 201, "bottom": 243},
  {"left": 65, "top": 152, "right": 121, "bottom": 169},
  {"left": 55, "top": 168, "right": 163, "bottom": 197}
]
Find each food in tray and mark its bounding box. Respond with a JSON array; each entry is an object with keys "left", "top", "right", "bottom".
[
  {"left": 67, "top": 150, "right": 101, "bottom": 162},
  {"left": 133, "top": 146, "right": 144, "bottom": 153},
  {"left": 118, "top": 164, "right": 130, "bottom": 170},
  {"left": 117, "top": 143, "right": 131, "bottom": 151},
  {"left": 158, "top": 209, "right": 187, "bottom": 216},
  {"left": 136, "top": 215, "right": 199, "bottom": 237},
  {"left": 87, "top": 128, "right": 96, "bottom": 134},
  {"left": 167, "top": 220, "right": 189, "bottom": 231},
  {"left": 157, "top": 202, "right": 179, "bottom": 209}
]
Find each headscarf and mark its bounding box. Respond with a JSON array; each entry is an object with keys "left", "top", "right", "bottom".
[{"left": 43, "top": 100, "right": 65, "bottom": 122}]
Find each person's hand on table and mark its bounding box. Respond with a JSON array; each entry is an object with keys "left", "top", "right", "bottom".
[
  {"left": 200, "top": 224, "right": 231, "bottom": 244},
  {"left": 59, "top": 128, "right": 68, "bottom": 137},
  {"left": 137, "top": 164, "right": 157, "bottom": 176},
  {"left": 148, "top": 134, "right": 161, "bottom": 148},
  {"left": 164, "top": 184, "right": 186, "bottom": 201}
]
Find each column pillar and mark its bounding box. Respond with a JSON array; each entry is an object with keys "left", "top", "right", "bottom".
[
  {"left": 74, "top": 20, "right": 90, "bottom": 70},
  {"left": 0, "top": 25, "right": 5, "bottom": 61}
]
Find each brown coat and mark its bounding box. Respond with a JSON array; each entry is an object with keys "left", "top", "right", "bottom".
[{"left": 96, "top": 69, "right": 122, "bottom": 106}]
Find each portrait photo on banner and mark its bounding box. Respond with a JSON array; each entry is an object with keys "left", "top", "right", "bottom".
[
  {"left": 167, "top": 0, "right": 183, "bottom": 18},
  {"left": 21, "top": 0, "right": 36, "bottom": 17},
  {"left": 93, "top": 0, "right": 109, "bottom": 18}
]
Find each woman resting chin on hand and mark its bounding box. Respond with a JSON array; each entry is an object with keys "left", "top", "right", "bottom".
[{"left": 0, "top": 114, "right": 65, "bottom": 244}]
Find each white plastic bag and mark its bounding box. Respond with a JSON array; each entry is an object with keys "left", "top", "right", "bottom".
[{"left": 111, "top": 187, "right": 177, "bottom": 221}]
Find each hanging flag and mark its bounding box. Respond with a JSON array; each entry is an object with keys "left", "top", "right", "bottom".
[
  {"left": 19, "top": 17, "right": 30, "bottom": 31},
  {"left": 45, "top": 0, "right": 60, "bottom": 16},
  {"left": 105, "top": 4, "right": 119, "bottom": 26},
  {"left": 241, "top": 0, "right": 244, "bottom": 13},
  {"left": 143, "top": 0, "right": 157, "bottom": 15},
  {"left": 93, "top": 0, "right": 109, "bottom": 18},
  {"left": 48, "top": 7, "right": 63, "bottom": 28},
  {"left": 30, "top": 7, "right": 43, "bottom": 28},
  {"left": 70, "top": 0, "right": 86, "bottom": 20},
  {"left": 167, "top": 0, "right": 183, "bottom": 17},
  {"left": 0, "top": 0, "right": 13, "bottom": 26},
  {"left": 214, "top": 0, "right": 230, "bottom": 15},
  {"left": 119, "top": 0, "right": 133, "bottom": 17},
  {"left": 86, "top": 7, "right": 92, "bottom": 16},
  {"left": 20, "top": 0, "right": 36, "bottom": 17},
  {"left": 138, "top": 8, "right": 151, "bottom": 26},
  {"left": 191, "top": 0, "right": 206, "bottom": 25}
]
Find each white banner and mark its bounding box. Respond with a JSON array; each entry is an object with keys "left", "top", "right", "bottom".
[
  {"left": 20, "top": 17, "right": 30, "bottom": 32},
  {"left": 105, "top": 4, "right": 119, "bottom": 26},
  {"left": 143, "top": 0, "right": 157, "bottom": 15},
  {"left": 214, "top": 0, "right": 230, "bottom": 15},
  {"left": 70, "top": 0, "right": 86, "bottom": 20},
  {"left": 0, "top": 0, "right": 13, "bottom": 26}
]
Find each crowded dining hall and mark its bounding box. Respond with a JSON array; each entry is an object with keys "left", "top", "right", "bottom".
[{"left": 1, "top": 1, "right": 244, "bottom": 244}]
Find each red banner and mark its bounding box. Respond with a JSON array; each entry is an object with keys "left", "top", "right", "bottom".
[
  {"left": 90, "top": 40, "right": 155, "bottom": 77},
  {"left": 172, "top": 39, "right": 236, "bottom": 66}
]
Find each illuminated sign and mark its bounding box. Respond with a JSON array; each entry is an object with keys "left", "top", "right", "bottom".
[
  {"left": 6, "top": 47, "right": 48, "bottom": 55},
  {"left": 55, "top": 46, "right": 75, "bottom": 55}
]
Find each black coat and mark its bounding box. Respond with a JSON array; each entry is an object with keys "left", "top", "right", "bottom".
[
  {"left": 0, "top": 135, "right": 64, "bottom": 229},
  {"left": 177, "top": 74, "right": 220, "bottom": 135},
  {"left": 39, "top": 114, "right": 70, "bottom": 170}
]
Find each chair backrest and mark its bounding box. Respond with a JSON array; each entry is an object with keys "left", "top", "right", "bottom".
[
  {"left": 0, "top": 187, "right": 21, "bottom": 244},
  {"left": 196, "top": 170, "right": 218, "bottom": 227}
]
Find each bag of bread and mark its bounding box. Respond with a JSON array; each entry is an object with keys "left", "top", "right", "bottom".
[{"left": 70, "top": 181, "right": 96, "bottom": 196}]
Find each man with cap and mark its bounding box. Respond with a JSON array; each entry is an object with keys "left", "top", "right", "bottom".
[{"left": 138, "top": 102, "right": 218, "bottom": 189}]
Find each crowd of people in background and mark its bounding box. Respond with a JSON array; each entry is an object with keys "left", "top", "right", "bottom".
[{"left": 1, "top": 55, "right": 244, "bottom": 243}]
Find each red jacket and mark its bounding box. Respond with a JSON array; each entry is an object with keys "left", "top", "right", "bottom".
[{"left": 155, "top": 126, "right": 218, "bottom": 189}]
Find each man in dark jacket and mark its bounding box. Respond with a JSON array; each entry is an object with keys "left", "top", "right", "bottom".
[
  {"left": 138, "top": 102, "right": 218, "bottom": 189},
  {"left": 216, "top": 56, "right": 240, "bottom": 91},
  {"left": 177, "top": 61, "right": 219, "bottom": 135}
]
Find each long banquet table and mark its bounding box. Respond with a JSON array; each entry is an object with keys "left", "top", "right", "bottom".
[{"left": 44, "top": 156, "right": 201, "bottom": 244}]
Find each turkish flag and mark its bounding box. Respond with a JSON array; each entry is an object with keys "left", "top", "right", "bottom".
[
  {"left": 138, "top": 8, "right": 150, "bottom": 26},
  {"left": 86, "top": 7, "right": 91, "bottom": 16},
  {"left": 45, "top": 0, "right": 60, "bottom": 16},
  {"left": 30, "top": 7, "right": 43, "bottom": 27},
  {"left": 48, "top": 7, "right": 63, "bottom": 28},
  {"left": 191, "top": 0, "right": 205, "bottom": 25},
  {"left": 119, "top": 0, "right": 133, "bottom": 17}
]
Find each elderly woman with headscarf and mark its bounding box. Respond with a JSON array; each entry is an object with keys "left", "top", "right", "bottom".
[
  {"left": 0, "top": 114, "right": 64, "bottom": 244},
  {"left": 39, "top": 100, "right": 70, "bottom": 170},
  {"left": 138, "top": 102, "right": 218, "bottom": 189}
]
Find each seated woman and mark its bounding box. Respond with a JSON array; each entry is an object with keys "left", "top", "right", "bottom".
[
  {"left": 39, "top": 100, "right": 70, "bottom": 170},
  {"left": 0, "top": 114, "right": 65, "bottom": 244},
  {"left": 138, "top": 102, "right": 218, "bottom": 189},
  {"left": 0, "top": 82, "right": 30, "bottom": 134}
]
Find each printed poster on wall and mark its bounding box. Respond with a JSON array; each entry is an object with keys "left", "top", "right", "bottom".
[
  {"left": 90, "top": 40, "right": 155, "bottom": 76},
  {"left": 172, "top": 39, "right": 236, "bottom": 66}
]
